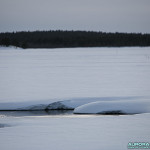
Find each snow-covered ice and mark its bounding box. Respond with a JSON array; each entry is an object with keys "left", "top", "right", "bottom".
[
  {"left": 0, "top": 47, "right": 150, "bottom": 110},
  {"left": 0, "top": 47, "right": 150, "bottom": 150},
  {"left": 0, "top": 113, "right": 150, "bottom": 150}
]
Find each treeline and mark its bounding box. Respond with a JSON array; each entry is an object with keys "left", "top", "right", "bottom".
[{"left": 0, "top": 30, "right": 150, "bottom": 48}]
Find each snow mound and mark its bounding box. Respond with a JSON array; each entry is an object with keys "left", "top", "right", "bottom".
[
  {"left": 0, "top": 100, "right": 76, "bottom": 111},
  {"left": 0, "top": 97, "right": 149, "bottom": 112},
  {"left": 45, "top": 102, "right": 74, "bottom": 110},
  {"left": 73, "top": 100, "right": 150, "bottom": 114}
]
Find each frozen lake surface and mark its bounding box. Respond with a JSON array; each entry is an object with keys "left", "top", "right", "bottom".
[
  {"left": 0, "top": 47, "right": 150, "bottom": 104},
  {"left": 0, "top": 112, "right": 150, "bottom": 150},
  {"left": 0, "top": 47, "right": 150, "bottom": 149}
]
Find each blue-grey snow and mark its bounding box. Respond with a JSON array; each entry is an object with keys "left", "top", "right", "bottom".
[
  {"left": 0, "top": 47, "right": 150, "bottom": 150},
  {"left": 0, "top": 47, "right": 150, "bottom": 113}
]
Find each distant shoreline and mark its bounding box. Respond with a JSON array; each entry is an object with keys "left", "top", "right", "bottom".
[{"left": 0, "top": 30, "right": 150, "bottom": 49}]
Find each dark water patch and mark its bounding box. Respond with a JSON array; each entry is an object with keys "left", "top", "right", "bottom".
[
  {"left": 0, "top": 110, "right": 73, "bottom": 117},
  {"left": 74, "top": 111, "right": 138, "bottom": 115},
  {"left": 0, "top": 123, "right": 10, "bottom": 128},
  {"left": 74, "top": 109, "right": 138, "bottom": 115},
  {"left": 97, "top": 110, "right": 126, "bottom": 115}
]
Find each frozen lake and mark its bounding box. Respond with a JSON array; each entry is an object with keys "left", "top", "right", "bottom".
[
  {"left": 0, "top": 47, "right": 150, "bottom": 149},
  {"left": 0, "top": 47, "right": 150, "bottom": 103},
  {"left": 0, "top": 112, "right": 150, "bottom": 150}
]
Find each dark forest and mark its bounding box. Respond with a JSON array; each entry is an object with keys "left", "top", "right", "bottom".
[{"left": 0, "top": 30, "right": 150, "bottom": 48}]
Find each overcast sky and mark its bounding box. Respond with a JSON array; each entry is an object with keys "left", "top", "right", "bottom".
[{"left": 0, "top": 0, "right": 150, "bottom": 33}]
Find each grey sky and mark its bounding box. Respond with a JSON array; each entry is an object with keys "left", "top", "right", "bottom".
[{"left": 0, "top": 0, "right": 150, "bottom": 33}]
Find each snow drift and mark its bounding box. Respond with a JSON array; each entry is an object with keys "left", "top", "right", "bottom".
[
  {"left": 74, "top": 100, "right": 150, "bottom": 114},
  {"left": 0, "top": 97, "right": 146, "bottom": 111},
  {"left": 0, "top": 47, "right": 150, "bottom": 114}
]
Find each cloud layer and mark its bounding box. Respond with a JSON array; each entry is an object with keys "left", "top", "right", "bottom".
[{"left": 0, "top": 0, "right": 150, "bottom": 33}]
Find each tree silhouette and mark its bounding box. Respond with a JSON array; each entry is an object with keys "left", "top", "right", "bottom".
[{"left": 0, "top": 30, "right": 150, "bottom": 48}]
